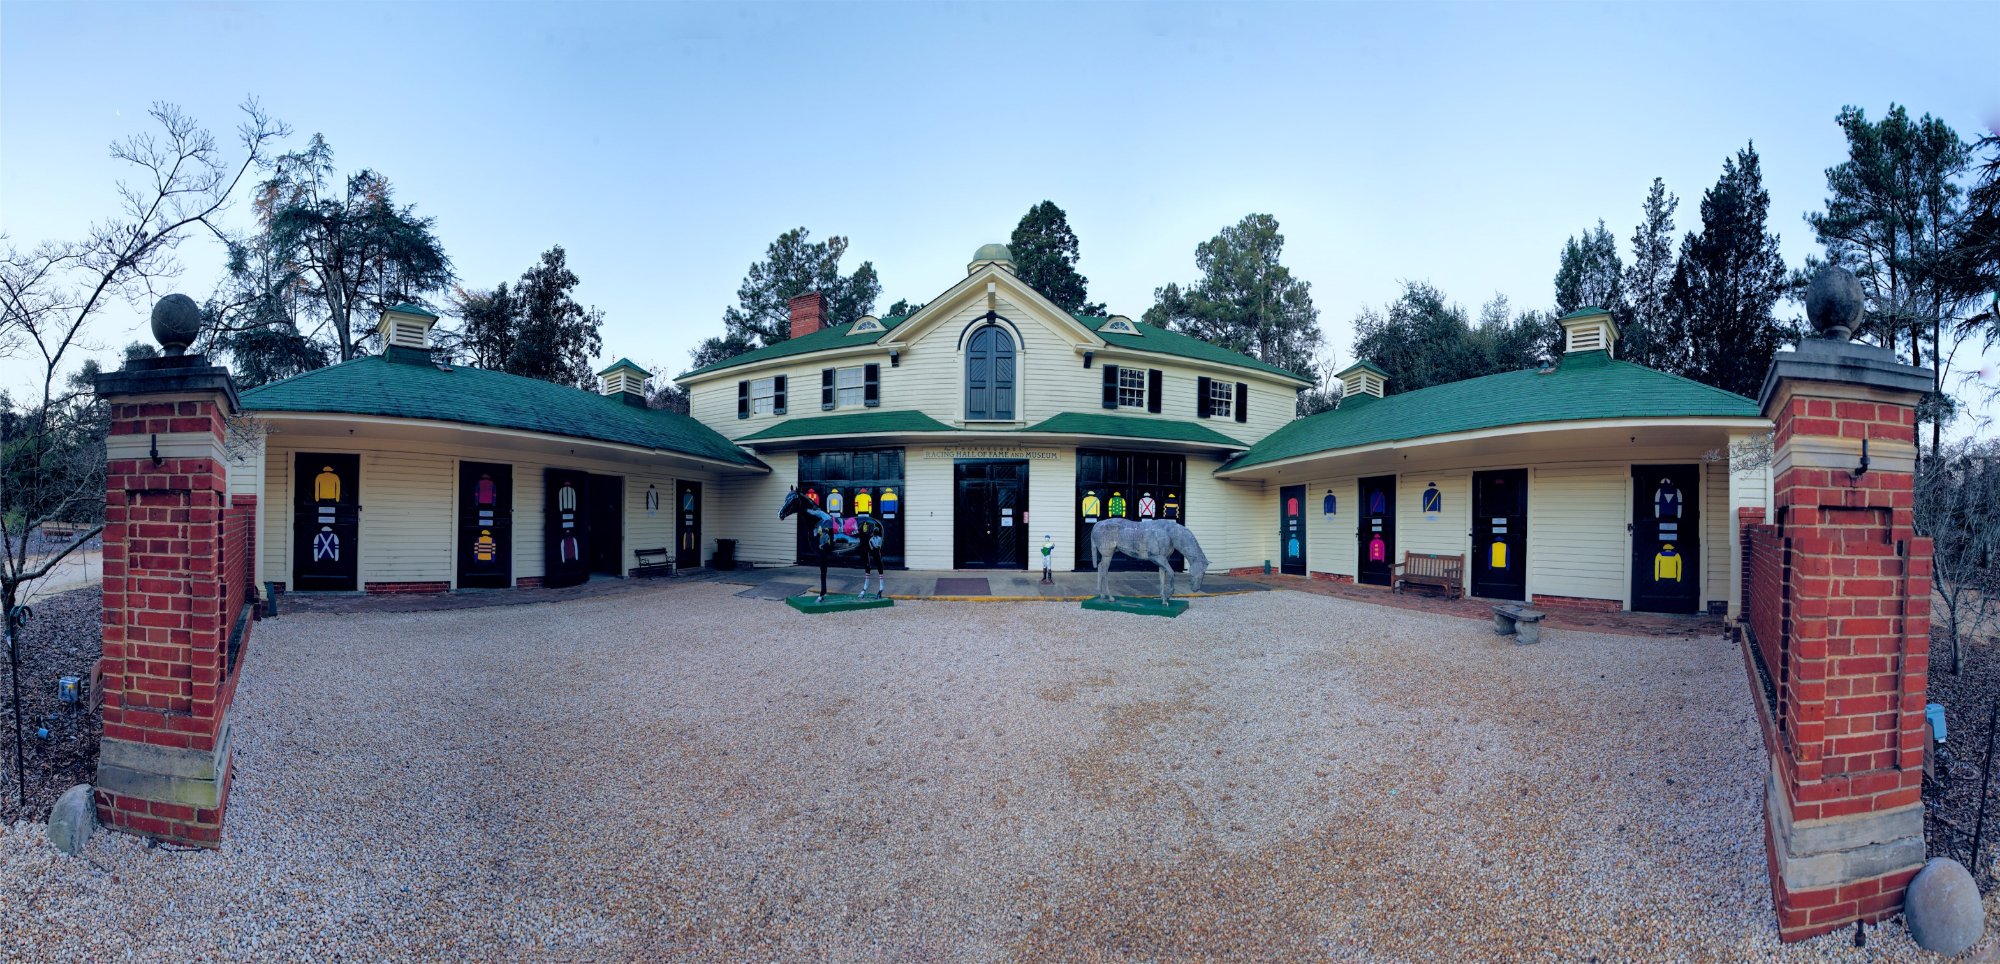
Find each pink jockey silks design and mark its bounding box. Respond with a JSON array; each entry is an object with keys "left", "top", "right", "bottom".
[{"left": 1369, "top": 534, "right": 1386, "bottom": 562}]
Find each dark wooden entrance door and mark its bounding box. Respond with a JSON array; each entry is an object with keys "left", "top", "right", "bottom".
[
  {"left": 1358, "top": 475, "right": 1396, "bottom": 586},
  {"left": 457, "top": 462, "right": 512, "bottom": 589},
  {"left": 1632, "top": 464, "right": 1700, "bottom": 614},
  {"left": 1279, "top": 484, "right": 1307, "bottom": 575},
  {"left": 676, "top": 481, "right": 702, "bottom": 569},
  {"left": 954, "top": 460, "right": 1027, "bottom": 569},
  {"left": 1471, "top": 469, "right": 1527, "bottom": 601},
  {"left": 544, "top": 468, "right": 590, "bottom": 588},
  {"left": 586, "top": 474, "right": 622, "bottom": 576},
  {"left": 293, "top": 453, "right": 360, "bottom": 591}
]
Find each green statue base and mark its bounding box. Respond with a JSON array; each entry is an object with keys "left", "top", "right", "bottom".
[
  {"left": 1080, "top": 596, "right": 1189, "bottom": 618},
  {"left": 786, "top": 593, "right": 895, "bottom": 613}
]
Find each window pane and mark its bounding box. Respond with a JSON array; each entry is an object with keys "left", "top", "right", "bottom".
[{"left": 753, "top": 377, "right": 776, "bottom": 415}]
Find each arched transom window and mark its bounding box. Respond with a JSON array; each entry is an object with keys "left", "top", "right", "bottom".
[{"left": 964, "top": 326, "right": 1016, "bottom": 420}]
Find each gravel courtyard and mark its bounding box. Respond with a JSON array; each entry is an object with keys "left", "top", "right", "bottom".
[{"left": 0, "top": 583, "right": 1969, "bottom": 960}]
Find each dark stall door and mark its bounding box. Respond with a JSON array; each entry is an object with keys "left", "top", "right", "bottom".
[
  {"left": 457, "top": 462, "right": 512, "bottom": 589},
  {"left": 293, "top": 453, "right": 360, "bottom": 591},
  {"left": 586, "top": 474, "right": 623, "bottom": 576},
  {"left": 1279, "top": 484, "right": 1307, "bottom": 575},
  {"left": 676, "top": 481, "right": 702, "bottom": 569},
  {"left": 1357, "top": 475, "right": 1397, "bottom": 586},
  {"left": 1471, "top": 469, "right": 1527, "bottom": 601},
  {"left": 544, "top": 468, "right": 590, "bottom": 588},
  {"left": 1632, "top": 465, "right": 1700, "bottom": 614},
  {"left": 954, "top": 461, "right": 1028, "bottom": 569}
]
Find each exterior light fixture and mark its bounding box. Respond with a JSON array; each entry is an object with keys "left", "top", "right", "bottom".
[
  {"left": 1853, "top": 436, "right": 1871, "bottom": 479},
  {"left": 1083, "top": 351, "right": 1094, "bottom": 369},
  {"left": 889, "top": 348, "right": 900, "bottom": 368}
]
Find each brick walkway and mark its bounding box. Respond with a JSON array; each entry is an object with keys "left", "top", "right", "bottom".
[{"left": 1235, "top": 572, "right": 1725, "bottom": 639}]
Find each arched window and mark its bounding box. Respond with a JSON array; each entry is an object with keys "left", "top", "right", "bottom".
[{"left": 964, "top": 326, "right": 1016, "bottom": 420}]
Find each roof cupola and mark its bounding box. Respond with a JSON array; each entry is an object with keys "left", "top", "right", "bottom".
[
  {"left": 1558, "top": 307, "right": 1619, "bottom": 356},
  {"left": 967, "top": 243, "right": 1015, "bottom": 276},
  {"left": 1336, "top": 360, "right": 1388, "bottom": 400},
  {"left": 598, "top": 358, "right": 652, "bottom": 407},
  {"left": 377, "top": 303, "right": 438, "bottom": 352}
]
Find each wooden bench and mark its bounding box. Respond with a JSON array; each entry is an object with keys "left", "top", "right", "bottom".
[
  {"left": 632, "top": 547, "right": 674, "bottom": 578},
  {"left": 1393, "top": 552, "right": 1464, "bottom": 600},
  {"left": 1492, "top": 604, "right": 1547, "bottom": 645}
]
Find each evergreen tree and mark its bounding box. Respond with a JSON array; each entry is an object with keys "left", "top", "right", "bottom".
[
  {"left": 450, "top": 246, "right": 605, "bottom": 389},
  {"left": 884, "top": 298, "right": 926, "bottom": 317},
  {"left": 1808, "top": 104, "right": 1973, "bottom": 449},
  {"left": 1665, "top": 144, "right": 1794, "bottom": 399},
  {"left": 1622, "top": 178, "right": 1681, "bottom": 371},
  {"left": 1009, "top": 201, "right": 1104, "bottom": 315},
  {"left": 1553, "top": 220, "right": 1625, "bottom": 319},
  {"left": 1352, "top": 285, "right": 1549, "bottom": 394},
  {"left": 1141, "top": 213, "right": 1323, "bottom": 379},
  {"left": 718, "top": 227, "right": 878, "bottom": 347}
]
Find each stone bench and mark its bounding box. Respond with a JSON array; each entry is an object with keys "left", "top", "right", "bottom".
[{"left": 1492, "top": 604, "right": 1547, "bottom": 645}]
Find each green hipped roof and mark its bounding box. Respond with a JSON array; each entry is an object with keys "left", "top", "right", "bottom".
[
  {"left": 241, "top": 355, "right": 762, "bottom": 467},
  {"left": 1559, "top": 306, "right": 1614, "bottom": 320},
  {"left": 736, "top": 409, "right": 953, "bottom": 441},
  {"left": 1022, "top": 412, "right": 1247, "bottom": 448},
  {"left": 679, "top": 315, "right": 911, "bottom": 379},
  {"left": 1337, "top": 359, "right": 1389, "bottom": 378},
  {"left": 597, "top": 357, "right": 650, "bottom": 377},
  {"left": 1224, "top": 350, "right": 1761, "bottom": 472},
  {"left": 679, "top": 313, "right": 1310, "bottom": 384},
  {"left": 386, "top": 302, "right": 438, "bottom": 318}
]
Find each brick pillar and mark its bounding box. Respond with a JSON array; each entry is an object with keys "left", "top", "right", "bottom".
[
  {"left": 1754, "top": 270, "right": 1935, "bottom": 941},
  {"left": 92, "top": 350, "right": 246, "bottom": 847}
]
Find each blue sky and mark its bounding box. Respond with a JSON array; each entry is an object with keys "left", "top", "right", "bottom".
[{"left": 5, "top": 1, "right": 1997, "bottom": 426}]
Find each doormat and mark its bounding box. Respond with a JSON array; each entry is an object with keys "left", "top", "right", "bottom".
[
  {"left": 934, "top": 577, "right": 991, "bottom": 596},
  {"left": 785, "top": 593, "right": 894, "bottom": 613},
  {"left": 1081, "top": 596, "right": 1189, "bottom": 618},
  {"left": 737, "top": 582, "right": 811, "bottom": 600}
]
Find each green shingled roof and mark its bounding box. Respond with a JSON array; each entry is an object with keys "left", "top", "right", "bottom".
[
  {"left": 1224, "top": 350, "right": 1761, "bottom": 472},
  {"left": 596, "top": 357, "right": 649, "bottom": 377},
  {"left": 736, "top": 409, "right": 953, "bottom": 441},
  {"left": 679, "top": 316, "right": 910, "bottom": 378},
  {"left": 241, "top": 355, "right": 762, "bottom": 467},
  {"left": 1022, "top": 412, "right": 1247, "bottom": 448}
]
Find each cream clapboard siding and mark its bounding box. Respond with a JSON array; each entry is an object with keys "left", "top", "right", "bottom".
[
  {"left": 687, "top": 289, "right": 1301, "bottom": 447},
  {"left": 1704, "top": 459, "right": 1730, "bottom": 608},
  {"left": 1725, "top": 460, "right": 1770, "bottom": 616},
  {"left": 709, "top": 452, "right": 796, "bottom": 568},
  {"left": 1527, "top": 466, "right": 1628, "bottom": 603},
  {"left": 1397, "top": 473, "right": 1471, "bottom": 566},
  {"left": 1301, "top": 476, "right": 1361, "bottom": 579},
  {"left": 257, "top": 429, "right": 722, "bottom": 587},
  {"left": 1181, "top": 456, "right": 1265, "bottom": 571}
]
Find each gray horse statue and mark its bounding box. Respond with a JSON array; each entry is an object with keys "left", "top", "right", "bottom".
[{"left": 1091, "top": 518, "right": 1209, "bottom": 605}]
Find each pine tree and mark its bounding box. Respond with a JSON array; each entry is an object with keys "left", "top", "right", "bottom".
[
  {"left": 1622, "top": 178, "right": 1680, "bottom": 371},
  {"left": 1009, "top": 201, "right": 1104, "bottom": 315},
  {"left": 1553, "top": 220, "right": 1625, "bottom": 319},
  {"left": 1141, "top": 213, "right": 1322, "bottom": 380},
  {"left": 1665, "top": 144, "right": 1793, "bottom": 399}
]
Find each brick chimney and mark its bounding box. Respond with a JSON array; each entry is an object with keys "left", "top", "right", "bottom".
[{"left": 788, "top": 292, "right": 826, "bottom": 340}]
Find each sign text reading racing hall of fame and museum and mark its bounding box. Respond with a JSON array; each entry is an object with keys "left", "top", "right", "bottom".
[{"left": 919, "top": 446, "right": 1062, "bottom": 461}]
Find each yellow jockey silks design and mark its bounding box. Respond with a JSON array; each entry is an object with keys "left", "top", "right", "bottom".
[
  {"left": 315, "top": 466, "right": 341, "bottom": 502},
  {"left": 1654, "top": 543, "right": 1683, "bottom": 582}
]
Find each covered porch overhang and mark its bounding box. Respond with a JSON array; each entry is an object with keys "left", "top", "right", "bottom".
[
  {"left": 248, "top": 411, "right": 771, "bottom": 478},
  {"left": 1214, "top": 416, "right": 1772, "bottom": 485},
  {"left": 739, "top": 428, "right": 1246, "bottom": 461}
]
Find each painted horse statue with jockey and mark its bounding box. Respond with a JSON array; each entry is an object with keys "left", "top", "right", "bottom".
[
  {"left": 779, "top": 486, "right": 888, "bottom": 600},
  {"left": 1090, "top": 518, "right": 1209, "bottom": 606}
]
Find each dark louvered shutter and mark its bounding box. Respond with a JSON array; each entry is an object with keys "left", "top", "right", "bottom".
[
  {"left": 1102, "top": 364, "right": 1119, "bottom": 409},
  {"left": 773, "top": 375, "right": 787, "bottom": 415},
  {"left": 1147, "top": 369, "right": 1163, "bottom": 414},
  {"left": 1196, "top": 376, "right": 1212, "bottom": 418},
  {"left": 821, "top": 368, "right": 835, "bottom": 410},
  {"left": 737, "top": 380, "right": 749, "bottom": 419},
  {"left": 1235, "top": 382, "right": 1249, "bottom": 423},
  {"left": 863, "top": 363, "right": 880, "bottom": 407}
]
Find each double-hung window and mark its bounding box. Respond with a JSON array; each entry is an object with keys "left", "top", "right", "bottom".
[
  {"left": 1208, "top": 380, "right": 1234, "bottom": 419},
  {"left": 752, "top": 377, "right": 777, "bottom": 415},
  {"left": 1117, "top": 367, "right": 1147, "bottom": 408},
  {"left": 836, "top": 366, "right": 866, "bottom": 408}
]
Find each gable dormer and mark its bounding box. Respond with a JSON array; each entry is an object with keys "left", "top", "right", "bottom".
[{"left": 1559, "top": 307, "right": 1619, "bottom": 356}]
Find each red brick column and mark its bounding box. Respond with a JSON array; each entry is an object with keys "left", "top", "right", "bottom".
[
  {"left": 1753, "top": 323, "right": 1934, "bottom": 940},
  {"left": 93, "top": 356, "right": 246, "bottom": 847}
]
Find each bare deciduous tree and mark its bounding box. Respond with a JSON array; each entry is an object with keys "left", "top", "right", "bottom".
[
  {"left": 1915, "top": 439, "right": 2000, "bottom": 675},
  {"left": 0, "top": 100, "right": 284, "bottom": 805}
]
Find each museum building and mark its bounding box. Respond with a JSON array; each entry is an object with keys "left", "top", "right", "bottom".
[{"left": 232, "top": 243, "right": 1771, "bottom": 615}]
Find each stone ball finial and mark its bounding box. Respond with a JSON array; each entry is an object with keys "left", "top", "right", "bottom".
[
  {"left": 150, "top": 294, "right": 202, "bottom": 356},
  {"left": 1805, "top": 266, "right": 1864, "bottom": 341}
]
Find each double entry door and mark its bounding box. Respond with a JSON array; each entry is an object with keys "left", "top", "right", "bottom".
[{"left": 954, "top": 460, "right": 1027, "bottom": 569}]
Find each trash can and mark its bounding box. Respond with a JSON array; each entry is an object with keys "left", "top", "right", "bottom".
[{"left": 712, "top": 538, "right": 738, "bottom": 571}]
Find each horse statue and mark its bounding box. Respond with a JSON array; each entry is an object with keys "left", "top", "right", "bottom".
[
  {"left": 779, "top": 486, "right": 887, "bottom": 600},
  {"left": 1090, "top": 518, "right": 1209, "bottom": 606}
]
